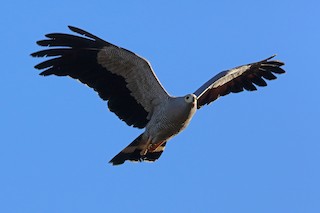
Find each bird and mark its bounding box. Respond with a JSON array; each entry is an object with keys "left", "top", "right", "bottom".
[{"left": 31, "top": 26, "right": 285, "bottom": 165}]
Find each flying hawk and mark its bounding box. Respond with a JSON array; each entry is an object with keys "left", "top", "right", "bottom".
[{"left": 31, "top": 26, "right": 285, "bottom": 165}]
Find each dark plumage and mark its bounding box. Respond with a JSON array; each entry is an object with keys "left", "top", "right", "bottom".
[
  {"left": 194, "top": 55, "right": 285, "bottom": 108},
  {"left": 32, "top": 26, "right": 148, "bottom": 128}
]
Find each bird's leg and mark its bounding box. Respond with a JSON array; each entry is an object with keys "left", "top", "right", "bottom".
[
  {"left": 148, "top": 141, "right": 166, "bottom": 152},
  {"left": 139, "top": 137, "right": 152, "bottom": 156}
]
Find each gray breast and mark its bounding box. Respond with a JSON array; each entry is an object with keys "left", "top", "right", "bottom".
[{"left": 146, "top": 96, "right": 197, "bottom": 143}]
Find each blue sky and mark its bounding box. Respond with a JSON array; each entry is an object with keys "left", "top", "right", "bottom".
[{"left": 1, "top": 0, "right": 319, "bottom": 212}]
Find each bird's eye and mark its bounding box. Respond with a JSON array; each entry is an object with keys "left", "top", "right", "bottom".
[{"left": 185, "top": 95, "right": 193, "bottom": 103}]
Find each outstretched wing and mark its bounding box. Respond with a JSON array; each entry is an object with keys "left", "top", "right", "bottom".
[
  {"left": 31, "top": 26, "right": 170, "bottom": 128},
  {"left": 194, "top": 55, "right": 285, "bottom": 109}
]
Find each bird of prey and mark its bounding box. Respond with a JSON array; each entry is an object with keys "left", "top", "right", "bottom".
[{"left": 31, "top": 26, "right": 285, "bottom": 165}]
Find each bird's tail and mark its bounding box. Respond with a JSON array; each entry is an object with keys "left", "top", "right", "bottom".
[{"left": 109, "top": 134, "right": 167, "bottom": 166}]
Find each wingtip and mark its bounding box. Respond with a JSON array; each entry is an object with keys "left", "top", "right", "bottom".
[
  {"left": 68, "top": 25, "right": 77, "bottom": 32},
  {"left": 109, "top": 159, "right": 124, "bottom": 166},
  {"left": 68, "top": 25, "right": 88, "bottom": 36},
  {"left": 262, "top": 54, "right": 285, "bottom": 67},
  {"left": 68, "top": 25, "right": 85, "bottom": 35},
  {"left": 66, "top": 25, "right": 103, "bottom": 42},
  {"left": 265, "top": 54, "right": 277, "bottom": 61}
]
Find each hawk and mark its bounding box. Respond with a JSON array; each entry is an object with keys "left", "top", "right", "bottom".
[{"left": 31, "top": 26, "right": 285, "bottom": 165}]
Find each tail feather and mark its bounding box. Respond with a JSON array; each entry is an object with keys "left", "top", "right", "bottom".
[{"left": 109, "top": 134, "right": 166, "bottom": 166}]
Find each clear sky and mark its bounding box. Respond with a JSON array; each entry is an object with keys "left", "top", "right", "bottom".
[{"left": 1, "top": 0, "right": 319, "bottom": 212}]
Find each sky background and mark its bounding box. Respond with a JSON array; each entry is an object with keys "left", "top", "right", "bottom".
[{"left": 1, "top": 0, "right": 319, "bottom": 212}]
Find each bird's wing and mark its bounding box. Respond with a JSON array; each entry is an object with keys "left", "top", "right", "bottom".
[
  {"left": 31, "top": 26, "right": 170, "bottom": 128},
  {"left": 194, "top": 55, "right": 285, "bottom": 109}
]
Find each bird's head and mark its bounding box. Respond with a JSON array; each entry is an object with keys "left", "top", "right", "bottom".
[{"left": 184, "top": 94, "right": 197, "bottom": 106}]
